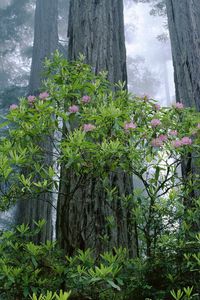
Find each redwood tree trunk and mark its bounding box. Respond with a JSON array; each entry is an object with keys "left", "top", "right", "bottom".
[
  {"left": 17, "top": 0, "right": 58, "bottom": 243},
  {"left": 166, "top": 0, "right": 200, "bottom": 110},
  {"left": 56, "top": 0, "right": 138, "bottom": 257},
  {"left": 29, "top": 0, "right": 59, "bottom": 94},
  {"left": 166, "top": 0, "right": 200, "bottom": 216},
  {"left": 67, "top": 0, "right": 127, "bottom": 85}
]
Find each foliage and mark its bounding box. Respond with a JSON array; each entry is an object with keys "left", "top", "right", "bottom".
[
  {"left": 0, "top": 223, "right": 199, "bottom": 299},
  {"left": 0, "top": 53, "right": 200, "bottom": 299},
  {"left": 0, "top": 224, "right": 132, "bottom": 299},
  {"left": 0, "top": 221, "right": 65, "bottom": 299},
  {"left": 30, "top": 290, "right": 71, "bottom": 300}
]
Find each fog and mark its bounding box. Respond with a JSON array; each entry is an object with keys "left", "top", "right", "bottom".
[
  {"left": 0, "top": 0, "right": 11, "bottom": 9},
  {"left": 124, "top": 1, "right": 175, "bottom": 106}
]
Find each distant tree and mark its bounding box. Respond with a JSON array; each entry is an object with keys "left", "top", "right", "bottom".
[
  {"left": 16, "top": 0, "right": 59, "bottom": 243},
  {"left": 29, "top": 0, "right": 58, "bottom": 94},
  {"left": 127, "top": 55, "right": 160, "bottom": 97},
  {"left": 0, "top": 0, "right": 34, "bottom": 99}
]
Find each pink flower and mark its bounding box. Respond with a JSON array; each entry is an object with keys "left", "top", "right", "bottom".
[
  {"left": 174, "top": 102, "right": 184, "bottom": 109},
  {"left": 154, "top": 104, "right": 161, "bottom": 111},
  {"left": 169, "top": 130, "right": 178, "bottom": 136},
  {"left": 83, "top": 124, "right": 96, "bottom": 132},
  {"left": 181, "top": 137, "right": 192, "bottom": 145},
  {"left": 68, "top": 105, "right": 79, "bottom": 113},
  {"left": 172, "top": 140, "right": 182, "bottom": 148},
  {"left": 82, "top": 95, "right": 91, "bottom": 103},
  {"left": 39, "top": 92, "right": 49, "bottom": 100},
  {"left": 124, "top": 122, "right": 137, "bottom": 130},
  {"left": 28, "top": 95, "right": 36, "bottom": 104},
  {"left": 151, "top": 119, "right": 161, "bottom": 127},
  {"left": 151, "top": 138, "right": 163, "bottom": 147},
  {"left": 158, "top": 134, "right": 168, "bottom": 142},
  {"left": 10, "top": 104, "right": 18, "bottom": 110},
  {"left": 197, "top": 123, "right": 200, "bottom": 129}
]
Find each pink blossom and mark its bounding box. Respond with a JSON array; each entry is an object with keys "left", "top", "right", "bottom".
[
  {"left": 83, "top": 124, "right": 96, "bottom": 132},
  {"left": 10, "top": 104, "right": 18, "bottom": 110},
  {"left": 181, "top": 137, "right": 192, "bottom": 145},
  {"left": 158, "top": 134, "right": 168, "bottom": 142},
  {"left": 172, "top": 140, "right": 182, "bottom": 148},
  {"left": 169, "top": 130, "right": 178, "bottom": 136},
  {"left": 28, "top": 95, "right": 36, "bottom": 104},
  {"left": 82, "top": 95, "right": 91, "bottom": 103},
  {"left": 174, "top": 102, "right": 184, "bottom": 109},
  {"left": 124, "top": 122, "right": 137, "bottom": 130},
  {"left": 197, "top": 123, "right": 200, "bottom": 129},
  {"left": 151, "top": 138, "right": 163, "bottom": 147},
  {"left": 154, "top": 104, "right": 161, "bottom": 111},
  {"left": 68, "top": 105, "right": 79, "bottom": 113},
  {"left": 39, "top": 92, "right": 49, "bottom": 100},
  {"left": 151, "top": 119, "right": 161, "bottom": 127}
]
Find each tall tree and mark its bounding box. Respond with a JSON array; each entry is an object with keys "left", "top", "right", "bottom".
[
  {"left": 67, "top": 0, "right": 127, "bottom": 85},
  {"left": 56, "top": 0, "right": 138, "bottom": 257},
  {"left": 166, "top": 0, "right": 200, "bottom": 223},
  {"left": 17, "top": 0, "right": 59, "bottom": 242},
  {"left": 166, "top": 0, "right": 200, "bottom": 110},
  {"left": 29, "top": 0, "right": 59, "bottom": 94}
]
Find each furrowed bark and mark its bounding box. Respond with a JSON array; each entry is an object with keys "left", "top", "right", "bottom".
[{"left": 57, "top": 0, "right": 138, "bottom": 257}]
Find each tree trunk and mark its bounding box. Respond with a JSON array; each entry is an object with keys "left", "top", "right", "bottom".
[
  {"left": 166, "top": 0, "right": 200, "bottom": 110},
  {"left": 68, "top": 0, "right": 127, "bottom": 85},
  {"left": 29, "top": 0, "right": 59, "bottom": 94},
  {"left": 56, "top": 0, "right": 138, "bottom": 257},
  {"left": 166, "top": 0, "right": 200, "bottom": 223},
  {"left": 16, "top": 0, "right": 59, "bottom": 243}
]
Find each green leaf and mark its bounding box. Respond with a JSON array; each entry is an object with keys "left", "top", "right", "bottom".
[{"left": 107, "top": 279, "right": 121, "bottom": 291}]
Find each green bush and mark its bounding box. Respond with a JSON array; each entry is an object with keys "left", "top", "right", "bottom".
[{"left": 0, "top": 52, "right": 200, "bottom": 299}]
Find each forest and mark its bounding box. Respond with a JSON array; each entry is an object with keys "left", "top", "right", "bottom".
[{"left": 0, "top": 0, "right": 200, "bottom": 299}]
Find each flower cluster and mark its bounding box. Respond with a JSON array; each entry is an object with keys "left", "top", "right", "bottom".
[
  {"left": 151, "top": 134, "right": 168, "bottom": 148},
  {"left": 154, "top": 104, "right": 161, "bottom": 111},
  {"left": 28, "top": 95, "right": 36, "bottom": 105},
  {"left": 26, "top": 92, "right": 49, "bottom": 107},
  {"left": 151, "top": 138, "right": 164, "bottom": 147},
  {"left": 82, "top": 95, "right": 91, "bottom": 103},
  {"left": 172, "top": 137, "right": 192, "bottom": 148},
  {"left": 169, "top": 130, "right": 178, "bottom": 136},
  {"left": 10, "top": 104, "right": 18, "bottom": 110},
  {"left": 151, "top": 119, "right": 161, "bottom": 127},
  {"left": 39, "top": 92, "right": 49, "bottom": 100},
  {"left": 83, "top": 124, "right": 96, "bottom": 132},
  {"left": 174, "top": 102, "right": 184, "bottom": 109},
  {"left": 124, "top": 122, "right": 137, "bottom": 131},
  {"left": 68, "top": 105, "right": 79, "bottom": 113}
]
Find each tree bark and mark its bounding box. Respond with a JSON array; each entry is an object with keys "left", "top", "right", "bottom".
[
  {"left": 166, "top": 0, "right": 200, "bottom": 221},
  {"left": 16, "top": 0, "right": 59, "bottom": 243},
  {"left": 56, "top": 0, "right": 138, "bottom": 257},
  {"left": 68, "top": 0, "right": 127, "bottom": 85},
  {"left": 29, "top": 0, "right": 59, "bottom": 94},
  {"left": 166, "top": 0, "right": 200, "bottom": 110}
]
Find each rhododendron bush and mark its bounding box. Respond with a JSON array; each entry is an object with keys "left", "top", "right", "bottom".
[{"left": 0, "top": 52, "right": 200, "bottom": 299}]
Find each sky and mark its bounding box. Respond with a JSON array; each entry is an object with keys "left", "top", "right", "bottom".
[{"left": 124, "top": 1, "right": 175, "bottom": 106}]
